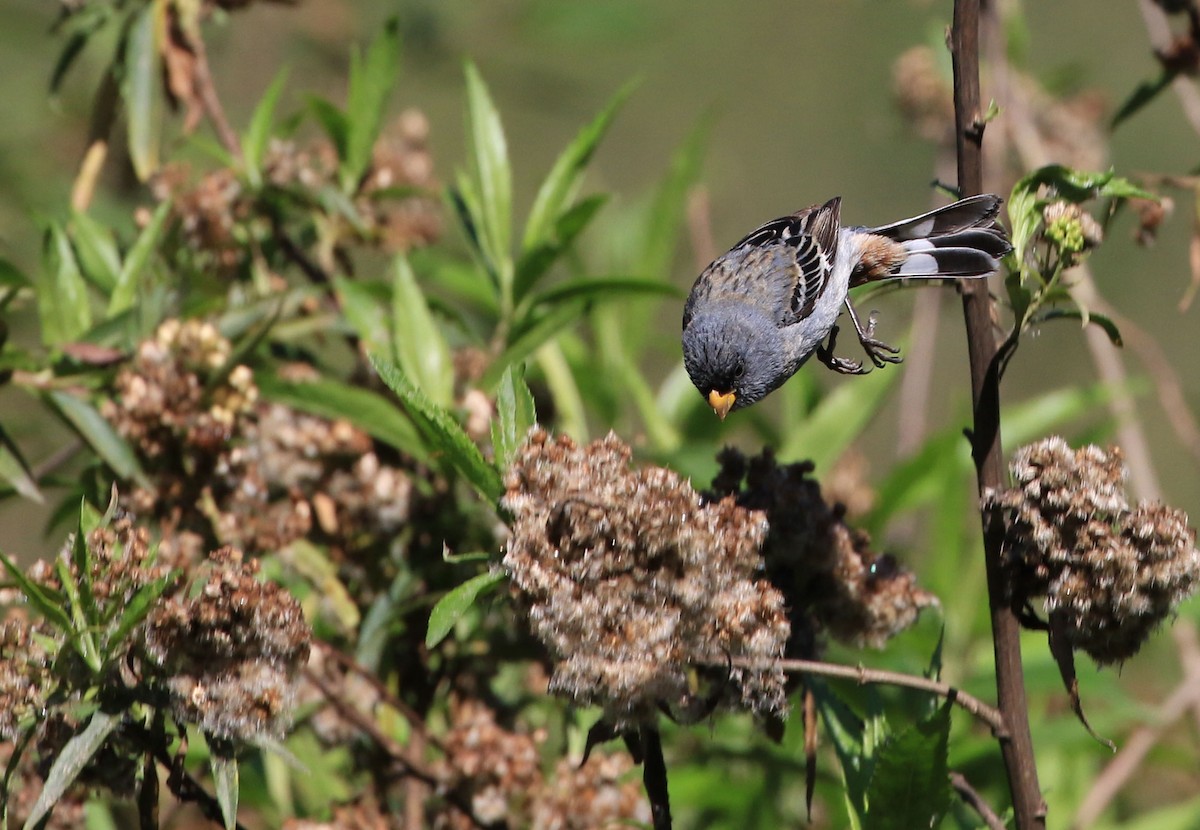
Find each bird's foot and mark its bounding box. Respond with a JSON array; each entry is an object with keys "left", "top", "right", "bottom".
[
  {"left": 817, "top": 324, "right": 869, "bottom": 375},
  {"left": 845, "top": 303, "right": 903, "bottom": 369}
]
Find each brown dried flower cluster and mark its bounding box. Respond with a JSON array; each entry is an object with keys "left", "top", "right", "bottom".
[
  {"left": 503, "top": 430, "right": 790, "bottom": 728},
  {"left": 0, "top": 616, "right": 52, "bottom": 742},
  {"left": 144, "top": 546, "right": 311, "bottom": 740},
  {"left": 987, "top": 437, "right": 1200, "bottom": 664},
  {"left": 892, "top": 46, "right": 955, "bottom": 146},
  {"left": 152, "top": 108, "right": 440, "bottom": 278},
  {"left": 710, "top": 448, "right": 937, "bottom": 652},
  {"left": 103, "top": 323, "right": 419, "bottom": 561},
  {"left": 433, "top": 699, "right": 649, "bottom": 830}
]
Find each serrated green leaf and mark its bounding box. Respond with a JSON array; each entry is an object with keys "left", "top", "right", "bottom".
[
  {"left": 814, "top": 681, "right": 878, "bottom": 830},
  {"left": 211, "top": 753, "right": 239, "bottom": 830},
  {"left": 243, "top": 69, "right": 290, "bottom": 187},
  {"left": 491, "top": 364, "right": 536, "bottom": 467},
  {"left": 391, "top": 255, "right": 453, "bottom": 406},
  {"left": 38, "top": 224, "right": 92, "bottom": 346},
  {"left": 1036, "top": 307, "right": 1123, "bottom": 346},
  {"left": 255, "top": 373, "right": 428, "bottom": 462},
  {"left": 69, "top": 211, "right": 122, "bottom": 293},
  {"left": 23, "top": 710, "right": 120, "bottom": 830},
  {"left": 372, "top": 357, "right": 503, "bottom": 501},
  {"left": 46, "top": 390, "right": 148, "bottom": 487},
  {"left": 463, "top": 63, "right": 513, "bottom": 297},
  {"left": 777, "top": 359, "right": 901, "bottom": 471},
  {"left": 344, "top": 18, "right": 401, "bottom": 190},
  {"left": 0, "top": 551, "right": 74, "bottom": 635},
  {"left": 862, "top": 705, "right": 952, "bottom": 830},
  {"left": 109, "top": 200, "right": 170, "bottom": 317},
  {"left": 522, "top": 81, "right": 633, "bottom": 253},
  {"left": 425, "top": 570, "right": 505, "bottom": 648},
  {"left": 121, "top": 4, "right": 163, "bottom": 181}
]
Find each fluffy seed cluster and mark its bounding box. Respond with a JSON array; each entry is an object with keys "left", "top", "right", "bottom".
[
  {"left": 143, "top": 547, "right": 311, "bottom": 740},
  {"left": 710, "top": 448, "right": 937, "bottom": 652},
  {"left": 503, "top": 430, "right": 789, "bottom": 728},
  {"left": 0, "top": 616, "right": 51, "bottom": 742},
  {"left": 987, "top": 437, "right": 1200, "bottom": 664},
  {"left": 433, "top": 699, "right": 649, "bottom": 830}
]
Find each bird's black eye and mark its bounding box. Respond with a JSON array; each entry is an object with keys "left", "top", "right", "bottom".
[{"left": 733, "top": 359, "right": 746, "bottom": 380}]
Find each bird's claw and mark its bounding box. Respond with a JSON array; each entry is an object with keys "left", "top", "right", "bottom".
[
  {"left": 817, "top": 325, "right": 870, "bottom": 375},
  {"left": 845, "top": 303, "right": 903, "bottom": 369}
]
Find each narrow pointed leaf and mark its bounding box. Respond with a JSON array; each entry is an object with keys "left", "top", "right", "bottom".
[
  {"left": 255, "top": 373, "right": 428, "bottom": 462},
  {"left": 0, "top": 551, "right": 74, "bottom": 634},
  {"left": 526, "top": 276, "right": 681, "bottom": 309},
  {"left": 522, "top": 81, "right": 633, "bottom": 252},
  {"left": 514, "top": 194, "right": 610, "bottom": 299},
  {"left": 23, "top": 710, "right": 120, "bottom": 830},
  {"left": 121, "top": 4, "right": 163, "bottom": 180},
  {"left": 335, "top": 276, "right": 391, "bottom": 355},
  {"left": 38, "top": 225, "right": 92, "bottom": 346},
  {"left": 109, "top": 201, "right": 170, "bottom": 317},
  {"left": 372, "top": 357, "right": 503, "bottom": 501},
  {"left": 482, "top": 300, "right": 586, "bottom": 390},
  {"left": 106, "top": 570, "right": 175, "bottom": 655},
  {"left": 344, "top": 18, "right": 401, "bottom": 188},
  {"left": 0, "top": 427, "right": 43, "bottom": 503},
  {"left": 69, "top": 211, "right": 122, "bottom": 292},
  {"left": 491, "top": 364, "right": 536, "bottom": 467},
  {"left": 1036, "top": 307, "right": 1123, "bottom": 346},
  {"left": 1111, "top": 70, "right": 1174, "bottom": 131},
  {"left": 211, "top": 754, "right": 239, "bottom": 830},
  {"left": 243, "top": 70, "right": 290, "bottom": 186},
  {"left": 46, "top": 390, "right": 148, "bottom": 487},
  {"left": 307, "top": 96, "right": 349, "bottom": 158},
  {"left": 426, "top": 570, "right": 505, "bottom": 648},
  {"left": 391, "top": 255, "right": 453, "bottom": 406},
  {"left": 463, "top": 63, "right": 512, "bottom": 281}
]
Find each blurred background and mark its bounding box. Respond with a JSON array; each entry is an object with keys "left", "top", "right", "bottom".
[{"left": 1, "top": 0, "right": 1198, "bottom": 825}]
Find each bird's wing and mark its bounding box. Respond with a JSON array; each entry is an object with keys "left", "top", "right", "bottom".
[{"left": 727, "top": 198, "right": 841, "bottom": 324}]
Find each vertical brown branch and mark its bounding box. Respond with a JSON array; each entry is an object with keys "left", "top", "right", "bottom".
[{"left": 949, "top": 2, "right": 1047, "bottom": 828}]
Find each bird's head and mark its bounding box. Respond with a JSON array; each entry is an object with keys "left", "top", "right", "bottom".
[{"left": 681, "top": 303, "right": 787, "bottom": 419}]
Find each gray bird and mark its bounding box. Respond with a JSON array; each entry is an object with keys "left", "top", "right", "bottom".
[{"left": 681, "top": 195, "right": 1011, "bottom": 419}]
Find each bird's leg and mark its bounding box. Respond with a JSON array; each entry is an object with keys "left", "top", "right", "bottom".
[
  {"left": 816, "top": 324, "right": 868, "bottom": 375},
  {"left": 843, "top": 299, "right": 903, "bottom": 368}
]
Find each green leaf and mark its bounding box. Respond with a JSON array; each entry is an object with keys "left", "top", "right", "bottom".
[
  {"left": 491, "top": 364, "right": 536, "bottom": 467},
  {"left": 307, "top": 96, "right": 349, "bottom": 158},
  {"left": 391, "top": 255, "right": 453, "bottom": 406},
  {"left": 862, "top": 705, "right": 952, "bottom": 830},
  {"left": 243, "top": 69, "right": 290, "bottom": 187},
  {"left": 255, "top": 373, "right": 428, "bottom": 462},
  {"left": 463, "top": 63, "right": 513, "bottom": 295},
  {"left": 335, "top": 276, "right": 391, "bottom": 355},
  {"left": 1111, "top": 69, "right": 1174, "bottom": 131},
  {"left": 0, "top": 426, "right": 43, "bottom": 503},
  {"left": 69, "top": 210, "right": 122, "bottom": 293},
  {"left": 482, "top": 300, "right": 587, "bottom": 391},
  {"left": 105, "top": 570, "right": 174, "bottom": 656},
  {"left": 638, "top": 116, "right": 710, "bottom": 280},
  {"left": 372, "top": 357, "right": 503, "bottom": 501},
  {"left": 109, "top": 200, "right": 170, "bottom": 317},
  {"left": 343, "top": 18, "right": 401, "bottom": 190},
  {"left": 1035, "top": 307, "right": 1123, "bottom": 346},
  {"left": 777, "top": 361, "right": 901, "bottom": 471},
  {"left": 121, "top": 4, "right": 163, "bottom": 181},
  {"left": 814, "top": 681, "right": 886, "bottom": 829},
  {"left": 54, "top": 556, "right": 100, "bottom": 673},
  {"left": 521, "top": 81, "right": 633, "bottom": 253},
  {"left": 211, "top": 753, "right": 239, "bottom": 830},
  {"left": 425, "top": 570, "right": 506, "bottom": 649},
  {"left": 525, "top": 275, "right": 682, "bottom": 309},
  {"left": 38, "top": 224, "right": 92, "bottom": 346},
  {"left": 514, "top": 193, "right": 610, "bottom": 300},
  {"left": 23, "top": 710, "right": 120, "bottom": 830},
  {"left": 0, "top": 257, "right": 31, "bottom": 290},
  {"left": 46, "top": 390, "right": 148, "bottom": 487},
  {"left": 0, "top": 551, "right": 74, "bottom": 635}
]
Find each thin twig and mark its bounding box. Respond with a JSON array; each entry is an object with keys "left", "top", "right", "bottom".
[
  {"left": 727, "top": 656, "right": 1006, "bottom": 736},
  {"left": 186, "top": 28, "right": 243, "bottom": 162},
  {"left": 950, "top": 2, "right": 1047, "bottom": 827},
  {"left": 640, "top": 727, "right": 672, "bottom": 830},
  {"left": 951, "top": 770, "right": 1007, "bottom": 830}
]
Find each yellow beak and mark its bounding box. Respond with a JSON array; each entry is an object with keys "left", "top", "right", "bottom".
[{"left": 707, "top": 390, "right": 737, "bottom": 421}]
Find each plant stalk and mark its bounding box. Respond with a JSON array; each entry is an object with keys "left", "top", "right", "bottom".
[{"left": 950, "top": 1, "right": 1046, "bottom": 827}]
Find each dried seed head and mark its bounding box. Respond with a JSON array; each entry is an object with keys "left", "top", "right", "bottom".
[
  {"left": 987, "top": 437, "right": 1200, "bottom": 664},
  {"left": 502, "top": 430, "right": 789, "bottom": 728}
]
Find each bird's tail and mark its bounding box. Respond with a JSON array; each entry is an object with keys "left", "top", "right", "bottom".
[{"left": 853, "top": 194, "right": 1011, "bottom": 284}]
